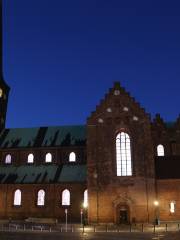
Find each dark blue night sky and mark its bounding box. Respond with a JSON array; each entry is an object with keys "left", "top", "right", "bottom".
[{"left": 3, "top": 0, "right": 180, "bottom": 128}]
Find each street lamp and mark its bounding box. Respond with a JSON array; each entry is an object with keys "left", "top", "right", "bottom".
[
  {"left": 154, "top": 200, "right": 160, "bottom": 225},
  {"left": 83, "top": 202, "right": 88, "bottom": 226},
  {"left": 154, "top": 201, "right": 159, "bottom": 207}
]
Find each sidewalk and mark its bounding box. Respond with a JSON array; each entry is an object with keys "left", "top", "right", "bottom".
[{"left": 0, "top": 222, "right": 180, "bottom": 233}]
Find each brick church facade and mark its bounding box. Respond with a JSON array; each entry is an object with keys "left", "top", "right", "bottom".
[{"left": 0, "top": 1, "right": 180, "bottom": 224}]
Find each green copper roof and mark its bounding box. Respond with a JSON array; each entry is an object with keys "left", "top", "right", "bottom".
[
  {"left": 0, "top": 164, "right": 87, "bottom": 184},
  {"left": 0, "top": 127, "right": 39, "bottom": 148},
  {"left": 42, "top": 125, "right": 86, "bottom": 147},
  {"left": 58, "top": 165, "right": 87, "bottom": 182},
  {"left": 0, "top": 125, "right": 86, "bottom": 148},
  {"left": 165, "top": 122, "right": 175, "bottom": 128}
]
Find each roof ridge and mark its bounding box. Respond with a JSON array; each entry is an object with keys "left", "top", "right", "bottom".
[{"left": 5, "top": 124, "right": 86, "bottom": 130}]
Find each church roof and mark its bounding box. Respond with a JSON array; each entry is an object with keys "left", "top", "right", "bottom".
[
  {"left": 0, "top": 125, "right": 86, "bottom": 148},
  {"left": 0, "top": 122, "right": 175, "bottom": 149},
  {"left": 0, "top": 164, "right": 87, "bottom": 184},
  {"left": 165, "top": 122, "right": 175, "bottom": 128}
]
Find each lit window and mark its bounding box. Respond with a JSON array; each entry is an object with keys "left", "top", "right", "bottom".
[
  {"left": 157, "top": 145, "right": 165, "bottom": 156},
  {"left": 170, "top": 201, "right": 175, "bottom": 213},
  {"left": 62, "top": 189, "right": 70, "bottom": 206},
  {"left": 0, "top": 88, "right": 3, "bottom": 98},
  {"left": 116, "top": 132, "right": 132, "bottom": 176},
  {"left": 83, "top": 190, "right": 88, "bottom": 208},
  {"left": 37, "top": 190, "right": 45, "bottom": 206},
  {"left": 5, "top": 154, "right": 11, "bottom": 164},
  {"left": 14, "top": 189, "right": 21, "bottom": 206},
  {"left": 27, "top": 153, "right": 34, "bottom": 163},
  {"left": 69, "top": 152, "right": 76, "bottom": 162},
  {"left": 45, "top": 153, "right": 52, "bottom": 163}
]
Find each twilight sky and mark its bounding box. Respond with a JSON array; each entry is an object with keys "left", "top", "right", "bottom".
[{"left": 2, "top": 0, "right": 180, "bottom": 128}]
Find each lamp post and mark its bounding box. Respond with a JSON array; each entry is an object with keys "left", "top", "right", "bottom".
[
  {"left": 80, "top": 208, "right": 83, "bottom": 225},
  {"left": 154, "top": 201, "right": 160, "bottom": 225},
  {"left": 83, "top": 202, "right": 88, "bottom": 226},
  {"left": 65, "top": 209, "right": 68, "bottom": 232},
  {"left": 93, "top": 171, "right": 99, "bottom": 224}
]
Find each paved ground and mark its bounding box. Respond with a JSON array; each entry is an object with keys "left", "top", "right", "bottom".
[{"left": 0, "top": 231, "right": 180, "bottom": 240}]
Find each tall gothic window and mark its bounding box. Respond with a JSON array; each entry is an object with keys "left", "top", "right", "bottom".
[
  {"left": 69, "top": 152, "right": 76, "bottom": 162},
  {"left": 116, "top": 132, "right": 132, "bottom": 176},
  {"left": 37, "top": 190, "right": 45, "bottom": 206},
  {"left": 62, "top": 189, "right": 70, "bottom": 206},
  {"left": 157, "top": 144, "right": 165, "bottom": 156},
  {"left": 14, "top": 189, "right": 21, "bottom": 206}
]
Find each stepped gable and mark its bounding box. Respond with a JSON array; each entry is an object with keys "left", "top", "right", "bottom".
[{"left": 87, "top": 81, "right": 151, "bottom": 124}]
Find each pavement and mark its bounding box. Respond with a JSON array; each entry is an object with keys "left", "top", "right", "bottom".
[{"left": 0, "top": 231, "right": 180, "bottom": 240}]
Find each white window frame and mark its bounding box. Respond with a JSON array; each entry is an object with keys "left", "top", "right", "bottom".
[
  {"left": 27, "top": 153, "right": 34, "bottom": 163},
  {"left": 83, "top": 189, "right": 88, "bottom": 208},
  {"left": 37, "top": 189, "right": 45, "bottom": 206},
  {"left": 0, "top": 88, "right": 3, "bottom": 98},
  {"left": 45, "top": 153, "right": 52, "bottom": 163},
  {"left": 62, "top": 189, "right": 70, "bottom": 206},
  {"left": 5, "top": 154, "right": 12, "bottom": 164},
  {"left": 116, "top": 132, "right": 132, "bottom": 176},
  {"left": 14, "top": 189, "right": 21, "bottom": 206},
  {"left": 69, "top": 152, "right": 76, "bottom": 162},
  {"left": 157, "top": 144, "right": 165, "bottom": 156},
  {"left": 170, "top": 201, "right": 175, "bottom": 213}
]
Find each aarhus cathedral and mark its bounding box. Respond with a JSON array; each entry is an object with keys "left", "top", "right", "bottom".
[{"left": 0, "top": 1, "right": 180, "bottom": 224}]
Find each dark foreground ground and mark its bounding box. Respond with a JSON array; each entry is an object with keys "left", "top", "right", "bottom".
[{"left": 0, "top": 231, "right": 180, "bottom": 240}]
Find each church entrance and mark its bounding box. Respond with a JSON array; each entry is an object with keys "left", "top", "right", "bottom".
[
  {"left": 119, "top": 209, "right": 128, "bottom": 224},
  {"left": 116, "top": 205, "right": 129, "bottom": 224}
]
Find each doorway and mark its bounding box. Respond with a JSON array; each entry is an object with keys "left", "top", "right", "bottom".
[
  {"left": 116, "top": 205, "right": 129, "bottom": 224},
  {"left": 119, "top": 209, "right": 128, "bottom": 224}
]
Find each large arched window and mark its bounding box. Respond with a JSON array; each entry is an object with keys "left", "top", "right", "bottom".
[
  {"left": 83, "top": 189, "right": 88, "bottom": 208},
  {"left": 14, "top": 189, "right": 21, "bottom": 206},
  {"left": 37, "top": 189, "right": 45, "bottom": 206},
  {"left": 45, "top": 153, "right": 52, "bottom": 163},
  {"left": 27, "top": 153, "right": 34, "bottom": 163},
  {"left": 116, "top": 132, "right": 132, "bottom": 176},
  {"left": 69, "top": 152, "right": 76, "bottom": 162},
  {"left": 5, "top": 154, "right": 12, "bottom": 164},
  {"left": 157, "top": 144, "right": 165, "bottom": 156},
  {"left": 62, "top": 189, "right": 70, "bottom": 206}
]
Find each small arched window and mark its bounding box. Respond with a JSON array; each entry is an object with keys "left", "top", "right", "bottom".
[
  {"left": 14, "top": 189, "right": 21, "bottom": 206},
  {"left": 45, "top": 153, "right": 52, "bottom": 163},
  {"left": 27, "top": 153, "right": 34, "bottom": 163},
  {"left": 62, "top": 189, "right": 70, "bottom": 206},
  {"left": 69, "top": 152, "right": 76, "bottom": 162},
  {"left": 37, "top": 189, "right": 45, "bottom": 206},
  {"left": 116, "top": 132, "right": 132, "bottom": 176},
  {"left": 83, "top": 189, "right": 88, "bottom": 208},
  {"left": 0, "top": 88, "right": 3, "bottom": 98},
  {"left": 5, "top": 154, "right": 11, "bottom": 164},
  {"left": 157, "top": 144, "right": 165, "bottom": 156},
  {"left": 170, "top": 201, "right": 176, "bottom": 213}
]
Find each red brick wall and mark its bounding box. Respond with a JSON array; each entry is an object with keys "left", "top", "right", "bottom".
[
  {"left": 0, "top": 146, "right": 86, "bottom": 166},
  {"left": 0, "top": 183, "right": 87, "bottom": 222},
  {"left": 87, "top": 83, "right": 156, "bottom": 223},
  {"left": 157, "top": 179, "right": 180, "bottom": 221}
]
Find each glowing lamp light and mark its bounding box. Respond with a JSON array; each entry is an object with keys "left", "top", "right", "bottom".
[
  {"left": 83, "top": 202, "right": 88, "bottom": 209},
  {"left": 154, "top": 201, "right": 159, "bottom": 206}
]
